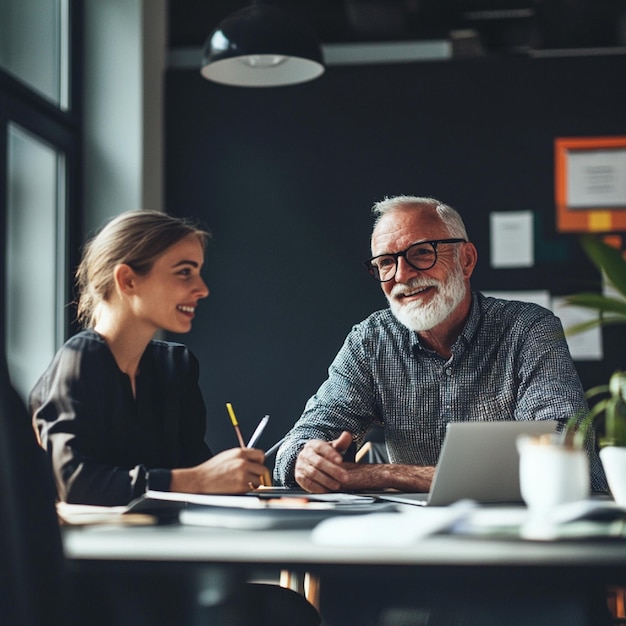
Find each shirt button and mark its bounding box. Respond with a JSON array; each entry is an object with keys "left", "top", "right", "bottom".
[{"left": 445, "top": 368, "right": 452, "bottom": 376}]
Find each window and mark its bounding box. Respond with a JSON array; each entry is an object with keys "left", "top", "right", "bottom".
[
  {"left": 0, "top": 0, "right": 69, "bottom": 108},
  {"left": 5, "top": 124, "right": 67, "bottom": 400},
  {"left": 0, "top": 0, "right": 80, "bottom": 401}
]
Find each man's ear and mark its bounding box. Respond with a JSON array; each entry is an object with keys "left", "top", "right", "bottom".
[
  {"left": 461, "top": 242, "right": 478, "bottom": 279},
  {"left": 114, "top": 264, "right": 137, "bottom": 295}
]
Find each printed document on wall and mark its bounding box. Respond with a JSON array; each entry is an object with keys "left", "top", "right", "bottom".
[
  {"left": 552, "top": 296, "right": 603, "bottom": 361},
  {"left": 482, "top": 290, "right": 551, "bottom": 310},
  {"left": 490, "top": 211, "right": 534, "bottom": 268}
]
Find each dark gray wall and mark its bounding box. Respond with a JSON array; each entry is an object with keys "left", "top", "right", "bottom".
[{"left": 165, "top": 54, "right": 626, "bottom": 461}]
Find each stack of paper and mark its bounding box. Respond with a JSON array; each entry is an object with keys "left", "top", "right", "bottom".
[{"left": 312, "top": 500, "right": 476, "bottom": 546}]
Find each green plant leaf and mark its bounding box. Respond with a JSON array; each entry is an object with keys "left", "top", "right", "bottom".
[
  {"left": 585, "top": 383, "right": 610, "bottom": 400},
  {"left": 563, "top": 316, "right": 626, "bottom": 335},
  {"left": 572, "top": 398, "right": 610, "bottom": 448},
  {"left": 581, "top": 235, "right": 626, "bottom": 298},
  {"left": 569, "top": 373, "right": 626, "bottom": 449},
  {"left": 565, "top": 319, "right": 600, "bottom": 336},
  {"left": 562, "top": 240, "right": 626, "bottom": 448},
  {"left": 601, "top": 395, "right": 626, "bottom": 447},
  {"left": 565, "top": 293, "right": 626, "bottom": 316}
]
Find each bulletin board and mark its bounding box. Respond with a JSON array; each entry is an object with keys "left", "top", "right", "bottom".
[{"left": 555, "top": 136, "right": 626, "bottom": 233}]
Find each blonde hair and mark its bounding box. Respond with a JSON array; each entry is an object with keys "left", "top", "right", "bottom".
[{"left": 75, "top": 210, "right": 210, "bottom": 328}]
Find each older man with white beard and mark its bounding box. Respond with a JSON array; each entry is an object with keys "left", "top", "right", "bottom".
[{"left": 273, "top": 196, "right": 606, "bottom": 494}]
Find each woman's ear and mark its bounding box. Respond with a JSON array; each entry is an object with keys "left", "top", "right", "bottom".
[{"left": 114, "top": 264, "right": 137, "bottom": 295}]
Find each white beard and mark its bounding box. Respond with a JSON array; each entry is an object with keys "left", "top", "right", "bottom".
[{"left": 387, "top": 265, "right": 467, "bottom": 332}]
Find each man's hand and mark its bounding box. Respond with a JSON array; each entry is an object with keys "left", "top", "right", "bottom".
[
  {"left": 295, "top": 430, "right": 437, "bottom": 492},
  {"left": 294, "top": 431, "right": 354, "bottom": 493}
]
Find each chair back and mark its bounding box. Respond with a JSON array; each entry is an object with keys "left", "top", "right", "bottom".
[{"left": 0, "top": 357, "right": 71, "bottom": 626}]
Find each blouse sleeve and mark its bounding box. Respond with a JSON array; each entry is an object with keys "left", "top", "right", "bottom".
[
  {"left": 30, "top": 337, "right": 212, "bottom": 506},
  {"left": 30, "top": 342, "right": 150, "bottom": 505}
]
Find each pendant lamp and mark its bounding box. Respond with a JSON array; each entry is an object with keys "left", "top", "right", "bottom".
[{"left": 200, "top": 2, "right": 325, "bottom": 87}]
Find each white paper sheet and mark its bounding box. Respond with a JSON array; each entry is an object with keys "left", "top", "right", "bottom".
[
  {"left": 311, "top": 500, "right": 476, "bottom": 546},
  {"left": 482, "top": 290, "right": 551, "bottom": 310},
  {"left": 567, "top": 148, "right": 626, "bottom": 208},
  {"left": 490, "top": 211, "right": 534, "bottom": 268},
  {"left": 552, "top": 296, "right": 603, "bottom": 361}
]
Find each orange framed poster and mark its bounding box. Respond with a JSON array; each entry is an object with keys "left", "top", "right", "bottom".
[{"left": 555, "top": 136, "right": 626, "bottom": 233}]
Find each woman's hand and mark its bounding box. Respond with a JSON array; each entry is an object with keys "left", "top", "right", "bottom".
[{"left": 171, "top": 447, "right": 267, "bottom": 494}]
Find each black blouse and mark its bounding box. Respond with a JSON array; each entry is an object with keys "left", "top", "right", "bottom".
[{"left": 29, "top": 330, "right": 212, "bottom": 506}]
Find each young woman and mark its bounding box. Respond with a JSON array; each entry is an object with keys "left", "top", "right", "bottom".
[
  {"left": 29, "top": 210, "right": 321, "bottom": 626},
  {"left": 30, "top": 210, "right": 268, "bottom": 506}
]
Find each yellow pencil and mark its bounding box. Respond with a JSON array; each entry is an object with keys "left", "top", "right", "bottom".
[{"left": 226, "top": 402, "right": 246, "bottom": 448}]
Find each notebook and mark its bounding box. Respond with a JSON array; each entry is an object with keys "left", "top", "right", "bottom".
[
  {"left": 379, "top": 420, "right": 559, "bottom": 507},
  {"left": 126, "top": 489, "right": 396, "bottom": 528}
]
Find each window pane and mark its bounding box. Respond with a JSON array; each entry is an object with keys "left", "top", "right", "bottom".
[
  {"left": 6, "top": 123, "right": 66, "bottom": 402},
  {"left": 0, "top": 0, "right": 68, "bottom": 108}
]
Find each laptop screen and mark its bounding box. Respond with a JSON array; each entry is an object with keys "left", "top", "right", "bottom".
[{"left": 427, "top": 420, "right": 559, "bottom": 506}]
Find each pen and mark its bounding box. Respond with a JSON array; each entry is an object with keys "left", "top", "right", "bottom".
[
  {"left": 247, "top": 415, "right": 270, "bottom": 448},
  {"left": 264, "top": 437, "right": 286, "bottom": 459},
  {"left": 226, "top": 402, "right": 246, "bottom": 448}
]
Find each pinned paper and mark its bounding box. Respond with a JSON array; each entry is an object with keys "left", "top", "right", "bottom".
[
  {"left": 482, "top": 290, "right": 551, "bottom": 310},
  {"left": 552, "top": 296, "right": 602, "bottom": 361},
  {"left": 567, "top": 148, "right": 626, "bottom": 209},
  {"left": 490, "top": 211, "right": 534, "bottom": 269}
]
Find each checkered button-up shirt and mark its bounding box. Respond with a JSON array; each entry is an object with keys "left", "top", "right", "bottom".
[{"left": 274, "top": 292, "right": 607, "bottom": 491}]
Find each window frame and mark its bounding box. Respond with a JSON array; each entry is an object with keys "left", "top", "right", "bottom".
[{"left": 0, "top": 0, "right": 83, "bottom": 367}]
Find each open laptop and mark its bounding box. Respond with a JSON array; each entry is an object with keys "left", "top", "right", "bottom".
[{"left": 380, "top": 420, "right": 559, "bottom": 507}]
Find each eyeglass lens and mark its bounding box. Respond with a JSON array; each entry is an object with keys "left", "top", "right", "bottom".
[{"left": 371, "top": 242, "right": 438, "bottom": 281}]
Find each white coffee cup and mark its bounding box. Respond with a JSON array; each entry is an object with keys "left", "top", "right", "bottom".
[{"left": 517, "top": 434, "right": 589, "bottom": 539}]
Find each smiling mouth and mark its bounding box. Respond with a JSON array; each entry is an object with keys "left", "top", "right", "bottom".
[
  {"left": 177, "top": 305, "right": 196, "bottom": 314},
  {"left": 397, "top": 285, "right": 435, "bottom": 299}
]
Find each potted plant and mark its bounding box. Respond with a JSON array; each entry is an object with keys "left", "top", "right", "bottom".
[
  {"left": 563, "top": 235, "right": 626, "bottom": 505},
  {"left": 563, "top": 235, "right": 626, "bottom": 333},
  {"left": 565, "top": 370, "right": 626, "bottom": 505}
]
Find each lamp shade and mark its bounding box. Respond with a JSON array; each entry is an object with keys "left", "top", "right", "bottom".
[{"left": 201, "top": 4, "right": 325, "bottom": 87}]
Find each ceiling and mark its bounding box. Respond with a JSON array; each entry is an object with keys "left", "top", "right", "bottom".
[{"left": 168, "top": 0, "right": 626, "bottom": 56}]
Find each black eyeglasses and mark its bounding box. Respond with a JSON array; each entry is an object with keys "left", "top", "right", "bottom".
[{"left": 364, "top": 238, "right": 466, "bottom": 282}]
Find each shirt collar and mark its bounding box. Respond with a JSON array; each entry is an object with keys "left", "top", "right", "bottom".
[
  {"left": 410, "top": 291, "right": 481, "bottom": 354},
  {"left": 459, "top": 291, "right": 481, "bottom": 346}
]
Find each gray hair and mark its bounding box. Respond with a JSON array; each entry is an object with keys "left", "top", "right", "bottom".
[{"left": 371, "top": 196, "right": 469, "bottom": 240}]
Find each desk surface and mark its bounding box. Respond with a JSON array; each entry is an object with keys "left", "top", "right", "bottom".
[
  {"left": 62, "top": 494, "right": 626, "bottom": 573},
  {"left": 62, "top": 501, "right": 626, "bottom": 626},
  {"left": 63, "top": 521, "right": 626, "bottom": 568}
]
